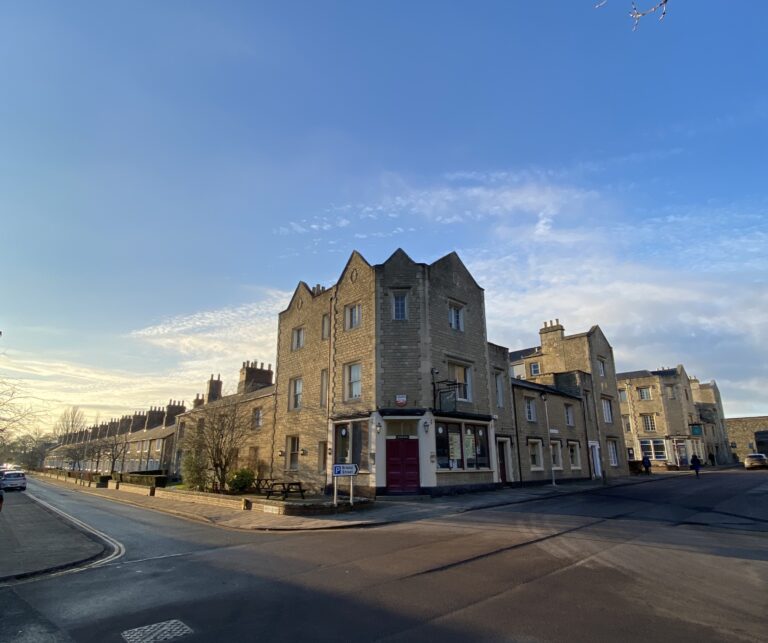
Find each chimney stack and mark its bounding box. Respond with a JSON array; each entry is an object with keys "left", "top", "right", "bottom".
[
  {"left": 238, "top": 360, "right": 274, "bottom": 394},
  {"left": 206, "top": 374, "right": 223, "bottom": 403},
  {"left": 144, "top": 406, "right": 165, "bottom": 430},
  {"left": 164, "top": 399, "right": 186, "bottom": 427}
]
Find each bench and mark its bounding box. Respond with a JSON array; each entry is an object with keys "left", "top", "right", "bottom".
[{"left": 266, "top": 481, "right": 305, "bottom": 500}]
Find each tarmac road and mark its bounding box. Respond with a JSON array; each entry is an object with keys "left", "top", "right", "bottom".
[{"left": 1, "top": 470, "right": 766, "bottom": 642}]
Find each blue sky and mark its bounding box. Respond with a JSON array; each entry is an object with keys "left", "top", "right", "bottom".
[{"left": 1, "top": 1, "right": 766, "bottom": 425}]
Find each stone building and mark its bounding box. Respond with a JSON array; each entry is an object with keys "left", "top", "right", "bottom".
[
  {"left": 44, "top": 401, "right": 186, "bottom": 473},
  {"left": 616, "top": 365, "right": 728, "bottom": 467},
  {"left": 509, "top": 378, "right": 590, "bottom": 483},
  {"left": 725, "top": 416, "right": 768, "bottom": 462},
  {"left": 689, "top": 377, "right": 730, "bottom": 463},
  {"left": 509, "top": 321, "right": 629, "bottom": 479},
  {"left": 173, "top": 363, "right": 276, "bottom": 482},
  {"left": 272, "top": 249, "right": 499, "bottom": 496}
]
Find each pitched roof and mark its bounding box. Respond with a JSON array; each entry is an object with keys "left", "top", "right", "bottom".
[
  {"left": 508, "top": 346, "right": 540, "bottom": 362},
  {"left": 616, "top": 370, "right": 653, "bottom": 380},
  {"left": 510, "top": 378, "right": 581, "bottom": 400}
]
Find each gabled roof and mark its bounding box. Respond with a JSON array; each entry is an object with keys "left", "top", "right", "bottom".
[
  {"left": 336, "top": 249, "right": 372, "bottom": 285},
  {"left": 381, "top": 248, "right": 418, "bottom": 266},
  {"left": 429, "top": 251, "right": 484, "bottom": 291},
  {"left": 281, "top": 281, "right": 315, "bottom": 314}
]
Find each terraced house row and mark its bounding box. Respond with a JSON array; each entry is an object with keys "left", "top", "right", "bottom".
[{"left": 46, "top": 249, "right": 731, "bottom": 495}]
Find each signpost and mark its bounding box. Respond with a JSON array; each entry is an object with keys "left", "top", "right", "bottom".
[{"left": 332, "top": 463, "right": 359, "bottom": 507}]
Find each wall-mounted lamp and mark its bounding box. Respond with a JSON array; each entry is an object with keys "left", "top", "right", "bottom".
[
  {"left": 423, "top": 420, "right": 430, "bottom": 433},
  {"left": 278, "top": 449, "right": 285, "bottom": 457},
  {"left": 376, "top": 421, "right": 382, "bottom": 434},
  {"left": 300, "top": 449, "right": 308, "bottom": 456}
]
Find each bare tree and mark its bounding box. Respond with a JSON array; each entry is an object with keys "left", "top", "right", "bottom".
[
  {"left": 6, "top": 427, "right": 57, "bottom": 470},
  {"left": 0, "top": 379, "right": 36, "bottom": 439},
  {"left": 596, "top": 0, "right": 669, "bottom": 30},
  {"left": 54, "top": 406, "right": 87, "bottom": 440},
  {"left": 183, "top": 399, "right": 250, "bottom": 492},
  {"left": 103, "top": 431, "right": 129, "bottom": 473},
  {"left": 60, "top": 442, "right": 88, "bottom": 471}
]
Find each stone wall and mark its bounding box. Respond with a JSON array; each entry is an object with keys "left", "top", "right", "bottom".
[{"left": 725, "top": 416, "right": 768, "bottom": 462}]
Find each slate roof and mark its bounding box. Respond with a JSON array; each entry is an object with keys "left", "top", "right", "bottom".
[
  {"left": 617, "top": 367, "right": 679, "bottom": 380},
  {"left": 510, "top": 378, "right": 581, "bottom": 400},
  {"left": 508, "top": 346, "right": 540, "bottom": 362}
]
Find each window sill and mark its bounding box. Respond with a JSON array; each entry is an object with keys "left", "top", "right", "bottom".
[
  {"left": 553, "top": 466, "right": 563, "bottom": 471},
  {"left": 436, "top": 468, "right": 492, "bottom": 473},
  {"left": 571, "top": 466, "right": 582, "bottom": 470},
  {"left": 530, "top": 466, "right": 544, "bottom": 472}
]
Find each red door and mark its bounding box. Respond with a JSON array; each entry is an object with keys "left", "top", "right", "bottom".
[{"left": 386, "top": 439, "right": 420, "bottom": 493}]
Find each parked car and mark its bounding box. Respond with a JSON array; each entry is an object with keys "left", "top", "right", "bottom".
[
  {"left": 743, "top": 454, "right": 768, "bottom": 470},
  {"left": 0, "top": 470, "right": 27, "bottom": 491}
]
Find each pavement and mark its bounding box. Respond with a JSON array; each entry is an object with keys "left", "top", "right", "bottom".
[{"left": 1, "top": 466, "right": 724, "bottom": 584}]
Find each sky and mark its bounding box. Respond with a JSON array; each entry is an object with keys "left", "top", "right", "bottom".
[{"left": 1, "top": 1, "right": 767, "bottom": 430}]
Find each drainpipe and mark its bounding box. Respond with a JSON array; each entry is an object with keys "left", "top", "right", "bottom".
[
  {"left": 510, "top": 382, "right": 524, "bottom": 488},
  {"left": 580, "top": 390, "right": 594, "bottom": 479},
  {"left": 589, "top": 385, "right": 608, "bottom": 485},
  {"left": 540, "top": 393, "right": 556, "bottom": 487}
]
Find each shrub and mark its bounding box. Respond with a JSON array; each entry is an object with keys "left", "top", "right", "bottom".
[{"left": 228, "top": 468, "right": 256, "bottom": 493}]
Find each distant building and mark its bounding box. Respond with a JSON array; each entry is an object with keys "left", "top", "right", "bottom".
[
  {"left": 509, "top": 321, "right": 630, "bottom": 479},
  {"left": 617, "top": 365, "right": 729, "bottom": 467},
  {"left": 725, "top": 416, "right": 768, "bottom": 462},
  {"left": 44, "top": 401, "right": 186, "bottom": 473}
]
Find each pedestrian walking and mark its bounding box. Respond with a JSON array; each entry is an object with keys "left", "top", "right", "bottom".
[
  {"left": 642, "top": 454, "right": 651, "bottom": 475},
  {"left": 0, "top": 487, "right": 4, "bottom": 512},
  {"left": 708, "top": 452, "right": 715, "bottom": 467},
  {"left": 691, "top": 454, "right": 702, "bottom": 478}
]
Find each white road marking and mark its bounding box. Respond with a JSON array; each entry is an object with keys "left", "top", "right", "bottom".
[{"left": 121, "top": 619, "right": 193, "bottom": 642}]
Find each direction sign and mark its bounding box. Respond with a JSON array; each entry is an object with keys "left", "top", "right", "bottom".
[{"left": 332, "top": 463, "right": 359, "bottom": 477}]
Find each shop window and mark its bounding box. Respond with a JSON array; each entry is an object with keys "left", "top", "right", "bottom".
[{"left": 334, "top": 422, "right": 369, "bottom": 470}]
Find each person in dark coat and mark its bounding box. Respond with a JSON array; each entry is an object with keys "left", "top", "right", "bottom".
[
  {"left": 691, "top": 454, "right": 702, "bottom": 478},
  {"left": 708, "top": 452, "right": 716, "bottom": 467},
  {"left": 0, "top": 486, "right": 4, "bottom": 512},
  {"left": 641, "top": 455, "right": 651, "bottom": 475}
]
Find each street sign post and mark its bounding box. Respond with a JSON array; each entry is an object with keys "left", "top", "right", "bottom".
[
  {"left": 332, "top": 464, "right": 359, "bottom": 477},
  {"left": 332, "top": 463, "right": 359, "bottom": 506}
]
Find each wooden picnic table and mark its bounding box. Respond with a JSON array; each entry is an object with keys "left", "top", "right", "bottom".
[
  {"left": 265, "top": 481, "right": 305, "bottom": 500},
  {"left": 255, "top": 478, "right": 275, "bottom": 494}
]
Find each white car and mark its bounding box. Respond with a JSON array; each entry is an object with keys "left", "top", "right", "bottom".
[
  {"left": 744, "top": 454, "right": 768, "bottom": 470},
  {"left": 0, "top": 470, "right": 27, "bottom": 491}
]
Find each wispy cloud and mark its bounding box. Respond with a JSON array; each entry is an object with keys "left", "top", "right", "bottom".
[
  {"left": 1, "top": 288, "right": 291, "bottom": 425},
  {"left": 468, "top": 251, "right": 768, "bottom": 417}
]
